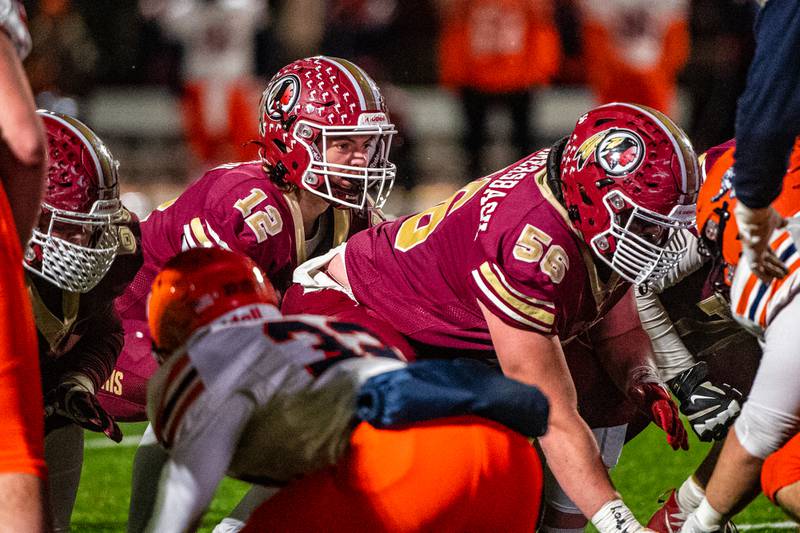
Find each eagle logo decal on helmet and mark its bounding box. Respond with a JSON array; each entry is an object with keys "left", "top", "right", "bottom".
[
  {"left": 573, "top": 130, "right": 606, "bottom": 171},
  {"left": 265, "top": 74, "right": 301, "bottom": 122},
  {"left": 596, "top": 129, "right": 644, "bottom": 176}
]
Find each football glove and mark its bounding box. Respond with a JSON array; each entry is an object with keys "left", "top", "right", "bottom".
[
  {"left": 628, "top": 371, "right": 689, "bottom": 451},
  {"left": 668, "top": 361, "right": 742, "bottom": 442},
  {"left": 734, "top": 202, "right": 788, "bottom": 282},
  {"left": 45, "top": 373, "right": 123, "bottom": 442}
]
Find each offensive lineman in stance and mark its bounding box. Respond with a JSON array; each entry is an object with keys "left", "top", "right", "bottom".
[
  {"left": 25, "top": 110, "right": 142, "bottom": 532},
  {"left": 143, "top": 247, "right": 549, "bottom": 533},
  {"left": 646, "top": 138, "right": 800, "bottom": 532},
  {"left": 284, "top": 103, "right": 698, "bottom": 531}
]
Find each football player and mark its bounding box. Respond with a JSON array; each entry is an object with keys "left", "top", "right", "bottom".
[
  {"left": 143, "top": 247, "right": 548, "bottom": 533},
  {"left": 655, "top": 138, "right": 800, "bottom": 533},
  {"left": 112, "top": 55, "right": 400, "bottom": 532},
  {"left": 639, "top": 139, "right": 764, "bottom": 532},
  {"left": 24, "top": 110, "right": 143, "bottom": 532},
  {"left": 99, "top": 55, "right": 397, "bottom": 422},
  {"left": 283, "top": 102, "right": 698, "bottom": 532},
  {"left": 0, "top": 2, "right": 48, "bottom": 531}
]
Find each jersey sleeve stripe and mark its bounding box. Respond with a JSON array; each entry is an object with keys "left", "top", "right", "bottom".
[
  {"left": 477, "top": 262, "right": 556, "bottom": 325},
  {"left": 164, "top": 380, "right": 206, "bottom": 449},
  {"left": 758, "top": 243, "right": 800, "bottom": 327},
  {"left": 472, "top": 270, "right": 552, "bottom": 332},
  {"left": 204, "top": 222, "right": 231, "bottom": 250},
  {"left": 734, "top": 232, "right": 798, "bottom": 329},
  {"left": 735, "top": 272, "right": 759, "bottom": 316},
  {"left": 155, "top": 355, "right": 204, "bottom": 448},
  {"left": 190, "top": 217, "right": 212, "bottom": 246},
  {"left": 486, "top": 262, "right": 556, "bottom": 309},
  {"left": 154, "top": 355, "right": 189, "bottom": 443},
  {"left": 182, "top": 223, "right": 197, "bottom": 250}
]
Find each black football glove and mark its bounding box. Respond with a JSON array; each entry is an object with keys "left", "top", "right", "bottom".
[
  {"left": 45, "top": 373, "right": 123, "bottom": 443},
  {"left": 668, "top": 361, "right": 742, "bottom": 442}
]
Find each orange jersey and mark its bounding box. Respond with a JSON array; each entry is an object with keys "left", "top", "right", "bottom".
[{"left": 0, "top": 183, "right": 45, "bottom": 477}]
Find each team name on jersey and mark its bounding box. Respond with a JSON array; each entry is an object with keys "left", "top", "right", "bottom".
[{"left": 477, "top": 151, "right": 550, "bottom": 233}]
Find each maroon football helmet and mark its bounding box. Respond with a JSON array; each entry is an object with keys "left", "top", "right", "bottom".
[
  {"left": 559, "top": 103, "right": 700, "bottom": 285},
  {"left": 258, "top": 56, "right": 397, "bottom": 210},
  {"left": 24, "top": 110, "right": 123, "bottom": 293}
]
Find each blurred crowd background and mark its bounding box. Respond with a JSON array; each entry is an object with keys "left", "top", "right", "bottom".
[{"left": 20, "top": 0, "right": 757, "bottom": 218}]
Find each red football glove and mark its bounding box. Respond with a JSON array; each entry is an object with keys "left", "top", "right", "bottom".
[{"left": 628, "top": 381, "right": 688, "bottom": 451}]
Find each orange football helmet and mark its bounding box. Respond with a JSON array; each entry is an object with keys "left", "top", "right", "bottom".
[
  {"left": 148, "top": 247, "right": 278, "bottom": 356},
  {"left": 697, "top": 136, "right": 800, "bottom": 270}
]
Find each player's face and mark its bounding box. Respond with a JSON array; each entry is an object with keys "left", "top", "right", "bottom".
[
  {"left": 38, "top": 209, "right": 98, "bottom": 247},
  {"left": 323, "top": 135, "right": 378, "bottom": 189}
]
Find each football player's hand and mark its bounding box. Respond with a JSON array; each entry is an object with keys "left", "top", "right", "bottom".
[
  {"left": 669, "top": 361, "right": 742, "bottom": 442},
  {"left": 734, "top": 202, "right": 788, "bottom": 282},
  {"left": 45, "top": 373, "right": 122, "bottom": 442},
  {"left": 629, "top": 381, "right": 689, "bottom": 451}
]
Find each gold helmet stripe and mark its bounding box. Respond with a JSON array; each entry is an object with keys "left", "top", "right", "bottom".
[{"left": 322, "top": 56, "right": 380, "bottom": 111}]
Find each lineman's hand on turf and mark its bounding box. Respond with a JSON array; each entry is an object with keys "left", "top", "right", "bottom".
[
  {"left": 629, "top": 381, "right": 689, "bottom": 451},
  {"left": 45, "top": 373, "right": 123, "bottom": 442}
]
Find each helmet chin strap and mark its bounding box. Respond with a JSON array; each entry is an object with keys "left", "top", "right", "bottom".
[{"left": 546, "top": 136, "right": 569, "bottom": 205}]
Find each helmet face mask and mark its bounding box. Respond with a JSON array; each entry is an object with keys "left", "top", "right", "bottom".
[
  {"left": 560, "top": 103, "right": 700, "bottom": 287},
  {"left": 259, "top": 56, "right": 397, "bottom": 210},
  {"left": 591, "top": 190, "right": 695, "bottom": 285},
  {"left": 25, "top": 111, "right": 123, "bottom": 293},
  {"left": 302, "top": 123, "right": 396, "bottom": 209}
]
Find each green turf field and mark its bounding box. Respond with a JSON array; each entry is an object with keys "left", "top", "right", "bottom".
[{"left": 73, "top": 422, "right": 797, "bottom": 532}]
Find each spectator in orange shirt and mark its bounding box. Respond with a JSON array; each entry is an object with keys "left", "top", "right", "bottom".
[
  {"left": 438, "top": 0, "right": 560, "bottom": 177},
  {"left": 579, "top": 0, "right": 689, "bottom": 115}
]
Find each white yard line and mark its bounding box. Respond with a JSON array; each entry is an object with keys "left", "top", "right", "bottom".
[
  {"left": 736, "top": 521, "right": 797, "bottom": 530},
  {"left": 84, "top": 435, "right": 143, "bottom": 449}
]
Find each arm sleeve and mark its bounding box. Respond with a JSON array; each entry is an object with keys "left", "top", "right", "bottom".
[
  {"left": 0, "top": 0, "right": 31, "bottom": 58},
  {"left": 635, "top": 230, "right": 704, "bottom": 380},
  {"left": 733, "top": 0, "right": 800, "bottom": 208},
  {"left": 635, "top": 290, "right": 696, "bottom": 381},
  {"left": 59, "top": 304, "right": 123, "bottom": 393},
  {"left": 145, "top": 392, "right": 255, "bottom": 533}
]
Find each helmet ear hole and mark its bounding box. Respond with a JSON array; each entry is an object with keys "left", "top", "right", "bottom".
[
  {"left": 579, "top": 187, "right": 593, "bottom": 205},
  {"left": 272, "top": 139, "right": 288, "bottom": 153}
]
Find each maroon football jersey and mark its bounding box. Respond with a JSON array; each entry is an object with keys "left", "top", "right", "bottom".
[
  {"left": 101, "top": 161, "right": 372, "bottom": 421},
  {"left": 346, "top": 149, "right": 626, "bottom": 353}
]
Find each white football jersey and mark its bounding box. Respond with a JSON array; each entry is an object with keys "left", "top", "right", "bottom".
[
  {"left": 147, "top": 303, "right": 405, "bottom": 484},
  {"left": 729, "top": 215, "right": 800, "bottom": 337}
]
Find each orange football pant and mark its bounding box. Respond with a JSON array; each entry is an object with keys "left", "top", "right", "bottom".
[
  {"left": 762, "top": 432, "right": 800, "bottom": 504},
  {"left": 0, "top": 183, "right": 45, "bottom": 477},
  {"left": 242, "top": 416, "right": 543, "bottom": 533}
]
